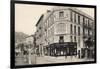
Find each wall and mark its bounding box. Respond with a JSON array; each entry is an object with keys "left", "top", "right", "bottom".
[{"left": 0, "top": 0, "right": 99, "bottom": 69}]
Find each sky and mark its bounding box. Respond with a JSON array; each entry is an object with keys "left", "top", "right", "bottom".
[{"left": 15, "top": 4, "right": 94, "bottom": 35}]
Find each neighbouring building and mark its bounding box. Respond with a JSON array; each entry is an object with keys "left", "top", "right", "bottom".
[
  {"left": 25, "top": 35, "right": 34, "bottom": 46},
  {"left": 15, "top": 35, "right": 35, "bottom": 56},
  {"left": 35, "top": 7, "right": 95, "bottom": 59}
]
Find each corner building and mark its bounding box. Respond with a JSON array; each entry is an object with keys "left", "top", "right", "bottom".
[{"left": 35, "top": 7, "right": 94, "bottom": 58}]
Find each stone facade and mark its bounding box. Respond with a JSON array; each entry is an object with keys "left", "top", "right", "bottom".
[{"left": 35, "top": 7, "right": 94, "bottom": 58}]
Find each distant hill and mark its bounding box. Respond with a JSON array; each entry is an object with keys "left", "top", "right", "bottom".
[{"left": 15, "top": 32, "right": 29, "bottom": 43}]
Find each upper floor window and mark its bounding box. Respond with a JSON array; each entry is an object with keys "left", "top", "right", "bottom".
[
  {"left": 78, "top": 15, "right": 80, "bottom": 24},
  {"left": 86, "top": 19, "right": 88, "bottom": 26},
  {"left": 83, "top": 28, "right": 85, "bottom": 35},
  {"left": 91, "top": 21, "right": 93, "bottom": 27},
  {"left": 59, "top": 11, "right": 64, "bottom": 17},
  {"left": 88, "top": 30, "right": 90, "bottom": 36},
  {"left": 70, "top": 36, "right": 73, "bottom": 42},
  {"left": 74, "top": 25, "right": 76, "bottom": 35},
  {"left": 70, "top": 11, "right": 73, "bottom": 22},
  {"left": 85, "top": 18, "right": 87, "bottom": 25},
  {"left": 39, "top": 34, "right": 41, "bottom": 37},
  {"left": 78, "top": 27, "right": 80, "bottom": 36},
  {"left": 83, "top": 17, "right": 85, "bottom": 25},
  {"left": 70, "top": 24, "right": 73, "bottom": 34},
  {"left": 74, "top": 13, "right": 76, "bottom": 23},
  {"left": 74, "top": 36, "right": 76, "bottom": 42},
  {"left": 88, "top": 20, "right": 90, "bottom": 27},
  {"left": 78, "top": 37, "right": 80, "bottom": 47},
  {"left": 39, "top": 27, "right": 41, "bottom": 29}
]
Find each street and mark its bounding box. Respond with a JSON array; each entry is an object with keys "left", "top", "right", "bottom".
[
  {"left": 35, "top": 56, "right": 94, "bottom": 64},
  {"left": 15, "top": 54, "right": 94, "bottom": 65}
]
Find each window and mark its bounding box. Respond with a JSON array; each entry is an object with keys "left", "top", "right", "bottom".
[
  {"left": 67, "top": 48, "right": 69, "bottom": 54},
  {"left": 87, "top": 29, "right": 88, "bottom": 36},
  {"left": 70, "top": 36, "right": 73, "bottom": 42},
  {"left": 70, "top": 11, "right": 72, "bottom": 21},
  {"left": 78, "top": 15, "right": 80, "bottom": 24},
  {"left": 74, "top": 25, "right": 76, "bottom": 35},
  {"left": 88, "top": 20, "right": 90, "bottom": 27},
  {"left": 74, "top": 13, "right": 76, "bottom": 23},
  {"left": 70, "top": 24, "right": 73, "bottom": 34},
  {"left": 78, "top": 37, "right": 80, "bottom": 47},
  {"left": 59, "top": 11, "right": 64, "bottom": 17},
  {"left": 39, "top": 27, "right": 41, "bottom": 29},
  {"left": 86, "top": 19, "right": 88, "bottom": 26},
  {"left": 86, "top": 29, "right": 88, "bottom": 36},
  {"left": 83, "top": 29, "right": 86, "bottom": 36},
  {"left": 91, "top": 21, "right": 93, "bottom": 27},
  {"left": 45, "top": 29, "right": 47, "bottom": 31},
  {"left": 88, "top": 30, "right": 90, "bottom": 36},
  {"left": 59, "top": 36, "right": 64, "bottom": 43},
  {"left": 78, "top": 27, "right": 80, "bottom": 36},
  {"left": 80, "top": 16, "right": 83, "bottom": 24},
  {"left": 83, "top": 28, "right": 85, "bottom": 35},
  {"left": 85, "top": 18, "right": 87, "bottom": 26},
  {"left": 39, "top": 34, "right": 41, "bottom": 37},
  {"left": 83, "top": 17, "right": 85, "bottom": 25},
  {"left": 74, "top": 36, "right": 76, "bottom": 42}
]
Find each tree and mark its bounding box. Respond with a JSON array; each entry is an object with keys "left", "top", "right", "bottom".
[{"left": 85, "top": 37, "right": 93, "bottom": 48}]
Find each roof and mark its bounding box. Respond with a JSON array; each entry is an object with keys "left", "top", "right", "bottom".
[
  {"left": 69, "top": 7, "right": 94, "bottom": 20},
  {"left": 35, "top": 6, "right": 94, "bottom": 26},
  {"left": 36, "top": 14, "right": 44, "bottom": 26},
  {"left": 53, "top": 6, "right": 94, "bottom": 20},
  {"left": 35, "top": 10, "right": 54, "bottom": 26}
]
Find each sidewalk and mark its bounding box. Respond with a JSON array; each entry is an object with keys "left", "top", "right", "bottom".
[
  {"left": 35, "top": 56, "right": 94, "bottom": 64},
  {"left": 15, "top": 55, "right": 95, "bottom": 65}
]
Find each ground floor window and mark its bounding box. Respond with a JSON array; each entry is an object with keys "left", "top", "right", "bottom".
[
  {"left": 59, "top": 36, "right": 64, "bottom": 43},
  {"left": 44, "top": 42, "right": 77, "bottom": 56}
]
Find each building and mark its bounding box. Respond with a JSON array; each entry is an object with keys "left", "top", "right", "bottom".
[
  {"left": 15, "top": 35, "right": 35, "bottom": 56},
  {"left": 35, "top": 7, "right": 95, "bottom": 59},
  {"left": 25, "top": 35, "right": 34, "bottom": 46}
]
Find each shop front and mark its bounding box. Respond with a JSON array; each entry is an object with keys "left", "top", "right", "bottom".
[
  {"left": 81, "top": 47, "right": 94, "bottom": 59},
  {"left": 44, "top": 42, "right": 77, "bottom": 57}
]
